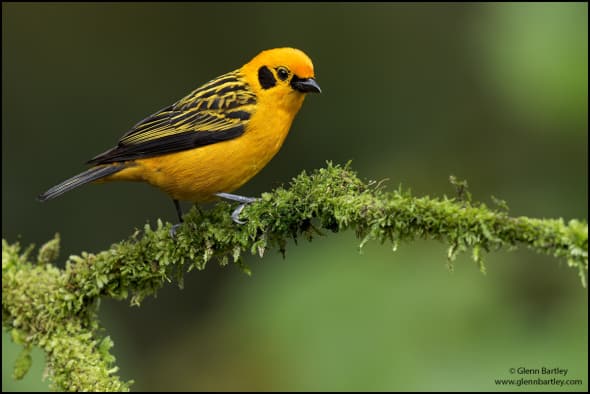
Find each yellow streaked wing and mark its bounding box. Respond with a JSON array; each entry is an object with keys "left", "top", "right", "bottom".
[{"left": 88, "top": 70, "right": 257, "bottom": 165}]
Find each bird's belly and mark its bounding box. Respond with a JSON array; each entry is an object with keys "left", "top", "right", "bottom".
[{"left": 112, "top": 124, "right": 289, "bottom": 202}]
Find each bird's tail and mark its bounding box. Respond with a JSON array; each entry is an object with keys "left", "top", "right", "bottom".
[{"left": 38, "top": 165, "right": 125, "bottom": 202}]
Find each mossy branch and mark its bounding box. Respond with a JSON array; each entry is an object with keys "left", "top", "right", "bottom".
[{"left": 2, "top": 162, "right": 587, "bottom": 391}]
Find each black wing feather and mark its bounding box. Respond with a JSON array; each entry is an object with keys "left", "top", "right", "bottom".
[{"left": 87, "top": 126, "right": 245, "bottom": 164}]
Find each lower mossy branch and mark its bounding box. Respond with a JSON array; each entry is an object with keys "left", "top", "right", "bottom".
[{"left": 2, "top": 162, "right": 587, "bottom": 391}]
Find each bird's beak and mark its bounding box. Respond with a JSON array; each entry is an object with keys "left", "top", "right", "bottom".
[{"left": 291, "top": 76, "right": 322, "bottom": 93}]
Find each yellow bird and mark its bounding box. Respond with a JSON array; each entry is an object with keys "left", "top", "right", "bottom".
[{"left": 38, "top": 47, "right": 321, "bottom": 224}]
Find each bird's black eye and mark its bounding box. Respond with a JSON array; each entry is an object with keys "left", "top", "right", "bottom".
[{"left": 276, "top": 67, "right": 289, "bottom": 81}]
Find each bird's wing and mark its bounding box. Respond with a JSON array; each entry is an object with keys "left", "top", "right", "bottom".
[{"left": 88, "top": 70, "right": 257, "bottom": 165}]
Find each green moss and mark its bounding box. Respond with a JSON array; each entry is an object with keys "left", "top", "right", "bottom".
[
  {"left": 2, "top": 237, "right": 131, "bottom": 391},
  {"left": 2, "top": 162, "right": 587, "bottom": 391}
]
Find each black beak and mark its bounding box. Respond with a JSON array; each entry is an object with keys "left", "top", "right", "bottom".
[{"left": 291, "top": 76, "right": 322, "bottom": 93}]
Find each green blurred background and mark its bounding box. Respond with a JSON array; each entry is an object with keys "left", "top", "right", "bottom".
[{"left": 2, "top": 2, "right": 587, "bottom": 391}]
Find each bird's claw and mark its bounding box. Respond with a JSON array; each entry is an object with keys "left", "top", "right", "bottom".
[
  {"left": 169, "top": 223, "right": 182, "bottom": 237},
  {"left": 215, "top": 192, "right": 259, "bottom": 224},
  {"left": 231, "top": 204, "right": 248, "bottom": 224}
]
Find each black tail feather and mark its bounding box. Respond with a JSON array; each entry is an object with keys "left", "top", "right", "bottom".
[{"left": 38, "top": 165, "right": 125, "bottom": 201}]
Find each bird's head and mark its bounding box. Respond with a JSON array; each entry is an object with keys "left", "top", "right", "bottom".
[{"left": 242, "top": 47, "right": 321, "bottom": 112}]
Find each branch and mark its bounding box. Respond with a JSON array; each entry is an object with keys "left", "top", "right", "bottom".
[{"left": 2, "top": 162, "right": 587, "bottom": 391}]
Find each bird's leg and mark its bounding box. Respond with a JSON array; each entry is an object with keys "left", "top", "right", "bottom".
[
  {"left": 215, "top": 192, "right": 260, "bottom": 224},
  {"left": 170, "top": 199, "right": 184, "bottom": 237},
  {"left": 173, "top": 199, "right": 184, "bottom": 222}
]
